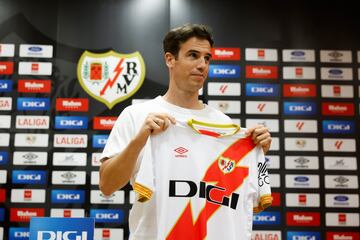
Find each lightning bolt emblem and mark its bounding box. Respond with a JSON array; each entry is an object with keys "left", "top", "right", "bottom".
[{"left": 100, "top": 58, "right": 125, "bottom": 96}]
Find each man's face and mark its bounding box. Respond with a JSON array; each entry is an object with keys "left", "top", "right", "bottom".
[{"left": 167, "top": 37, "right": 212, "bottom": 93}]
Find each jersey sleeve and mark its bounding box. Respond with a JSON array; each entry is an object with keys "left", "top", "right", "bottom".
[
  {"left": 253, "top": 147, "right": 273, "bottom": 214},
  {"left": 100, "top": 107, "right": 135, "bottom": 161},
  {"left": 133, "top": 137, "right": 155, "bottom": 202}
]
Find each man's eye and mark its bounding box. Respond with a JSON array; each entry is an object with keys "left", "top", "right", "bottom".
[{"left": 190, "top": 53, "right": 197, "bottom": 58}]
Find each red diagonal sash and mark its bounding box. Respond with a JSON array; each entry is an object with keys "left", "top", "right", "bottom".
[{"left": 166, "top": 137, "right": 255, "bottom": 239}]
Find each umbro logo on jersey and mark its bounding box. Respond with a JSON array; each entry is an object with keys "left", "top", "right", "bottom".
[{"left": 174, "top": 147, "right": 188, "bottom": 157}]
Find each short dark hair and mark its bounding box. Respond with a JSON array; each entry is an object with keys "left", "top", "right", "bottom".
[{"left": 163, "top": 23, "right": 214, "bottom": 57}]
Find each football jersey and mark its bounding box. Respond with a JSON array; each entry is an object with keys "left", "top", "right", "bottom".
[{"left": 134, "top": 119, "right": 272, "bottom": 240}]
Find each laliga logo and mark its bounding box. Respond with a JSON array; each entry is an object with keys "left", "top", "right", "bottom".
[
  {"left": 77, "top": 50, "right": 145, "bottom": 109},
  {"left": 37, "top": 231, "right": 87, "bottom": 240}
]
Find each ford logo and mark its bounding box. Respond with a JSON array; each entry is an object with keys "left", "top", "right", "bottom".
[
  {"left": 29, "top": 46, "right": 42, "bottom": 52},
  {"left": 334, "top": 195, "right": 349, "bottom": 202},
  {"left": 295, "top": 176, "right": 309, "bottom": 182},
  {"left": 291, "top": 51, "right": 305, "bottom": 57},
  {"left": 329, "top": 69, "right": 342, "bottom": 75}
]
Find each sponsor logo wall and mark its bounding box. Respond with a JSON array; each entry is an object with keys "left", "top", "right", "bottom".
[
  {"left": 0, "top": 43, "right": 135, "bottom": 240},
  {"left": 0, "top": 43, "right": 359, "bottom": 240},
  {"left": 208, "top": 47, "right": 360, "bottom": 239}
]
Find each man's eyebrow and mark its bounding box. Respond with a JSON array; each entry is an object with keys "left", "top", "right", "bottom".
[
  {"left": 187, "top": 49, "right": 200, "bottom": 54},
  {"left": 187, "top": 49, "right": 212, "bottom": 58}
]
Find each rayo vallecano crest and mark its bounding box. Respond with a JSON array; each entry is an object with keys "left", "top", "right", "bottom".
[
  {"left": 218, "top": 156, "right": 236, "bottom": 174},
  {"left": 77, "top": 50, "right": 145, "bottom": 109}
]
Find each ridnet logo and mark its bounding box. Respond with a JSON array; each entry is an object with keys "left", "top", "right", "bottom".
[
  {"left": 295, "top": 67, "right": 303, "bottom": 77},
  {"left": 257, "top": 49, "right": 265, "bottom": 58},
  {"left": 257, "top": 104, "right": 266, "bottom": 112},
  {"left": 219, "top": 85, "right": 228, "bottom": 94},
  {"left": 296, "top": 122, "right": 305, "bottom": 131},
  {"left": 335, "top": 141, "right": 343, "bottom": 150}
]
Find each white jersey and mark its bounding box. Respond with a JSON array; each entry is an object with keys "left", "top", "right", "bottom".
[
  {"left": 100, "top": 96, "right": 233, "bottom": 239},
  {"left": 135, "top": 119, "right": 272, "bottom": 240}
]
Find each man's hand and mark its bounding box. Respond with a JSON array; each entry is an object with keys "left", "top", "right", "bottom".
[
  {"left": 142, "top": 112, "right": 176, "bottom": 136},
  {"left": 246, "top": 125, "right": 272, "bottom": 154}
]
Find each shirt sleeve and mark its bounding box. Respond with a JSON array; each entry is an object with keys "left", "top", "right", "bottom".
[
  {"left": 100, "top": 107, "right": 136, "bottom": 162},
  {"left": 133, "top": 137, "right": 155, "bottom": 202},
  {"left": 253, "top": 147, "right": 273, "bottom": 214}
]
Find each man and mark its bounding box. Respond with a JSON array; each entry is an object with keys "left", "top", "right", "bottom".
[{"left": 99, "top": 23, "right": 272, "bottom": 239}]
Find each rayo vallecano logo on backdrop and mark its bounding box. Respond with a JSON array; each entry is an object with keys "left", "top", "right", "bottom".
[{"left": 77, "top": 50, "right": 145, "bottom": 109}]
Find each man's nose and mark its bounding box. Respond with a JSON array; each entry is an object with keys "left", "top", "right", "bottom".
[{"left": 196, "top": 57, "right": 207, "bottom": 69}]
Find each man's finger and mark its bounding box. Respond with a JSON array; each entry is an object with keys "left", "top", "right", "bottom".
[
  {"left": 254, "top": 132, "right": 270, "bottom": 142},
  {"left": 163, "top": 119, "right": 170, "bottom": 130}
]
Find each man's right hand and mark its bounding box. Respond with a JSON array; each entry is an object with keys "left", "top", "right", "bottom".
[{"left": 141, "top": 112, "right": 176, "bottom": 136}]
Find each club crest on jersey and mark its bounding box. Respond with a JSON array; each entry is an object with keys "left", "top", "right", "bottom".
[
  {"left": 77, "top": 50, "right": 146, "bottom": 109},
  {"left": 218, "top": 156, "right": 236, "bottom": 174}
]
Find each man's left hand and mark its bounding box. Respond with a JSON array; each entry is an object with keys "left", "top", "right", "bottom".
[{"left": 246, "top": 125, "right": 272, "bottom": 154}]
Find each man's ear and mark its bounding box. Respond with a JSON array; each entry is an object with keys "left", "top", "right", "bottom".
[{"left": 165, "top": 52, "right": 175, "bottom": 68}]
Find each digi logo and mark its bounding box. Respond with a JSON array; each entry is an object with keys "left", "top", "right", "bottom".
[
  {"left": 36, "top": 231, "right": 87, "bottom": 240},
  {"left": 209, "top": 65, "right": 240, "bottom": 78},
  {"left": 29, "top": 217, "right": 94, "bottom": 240}
]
